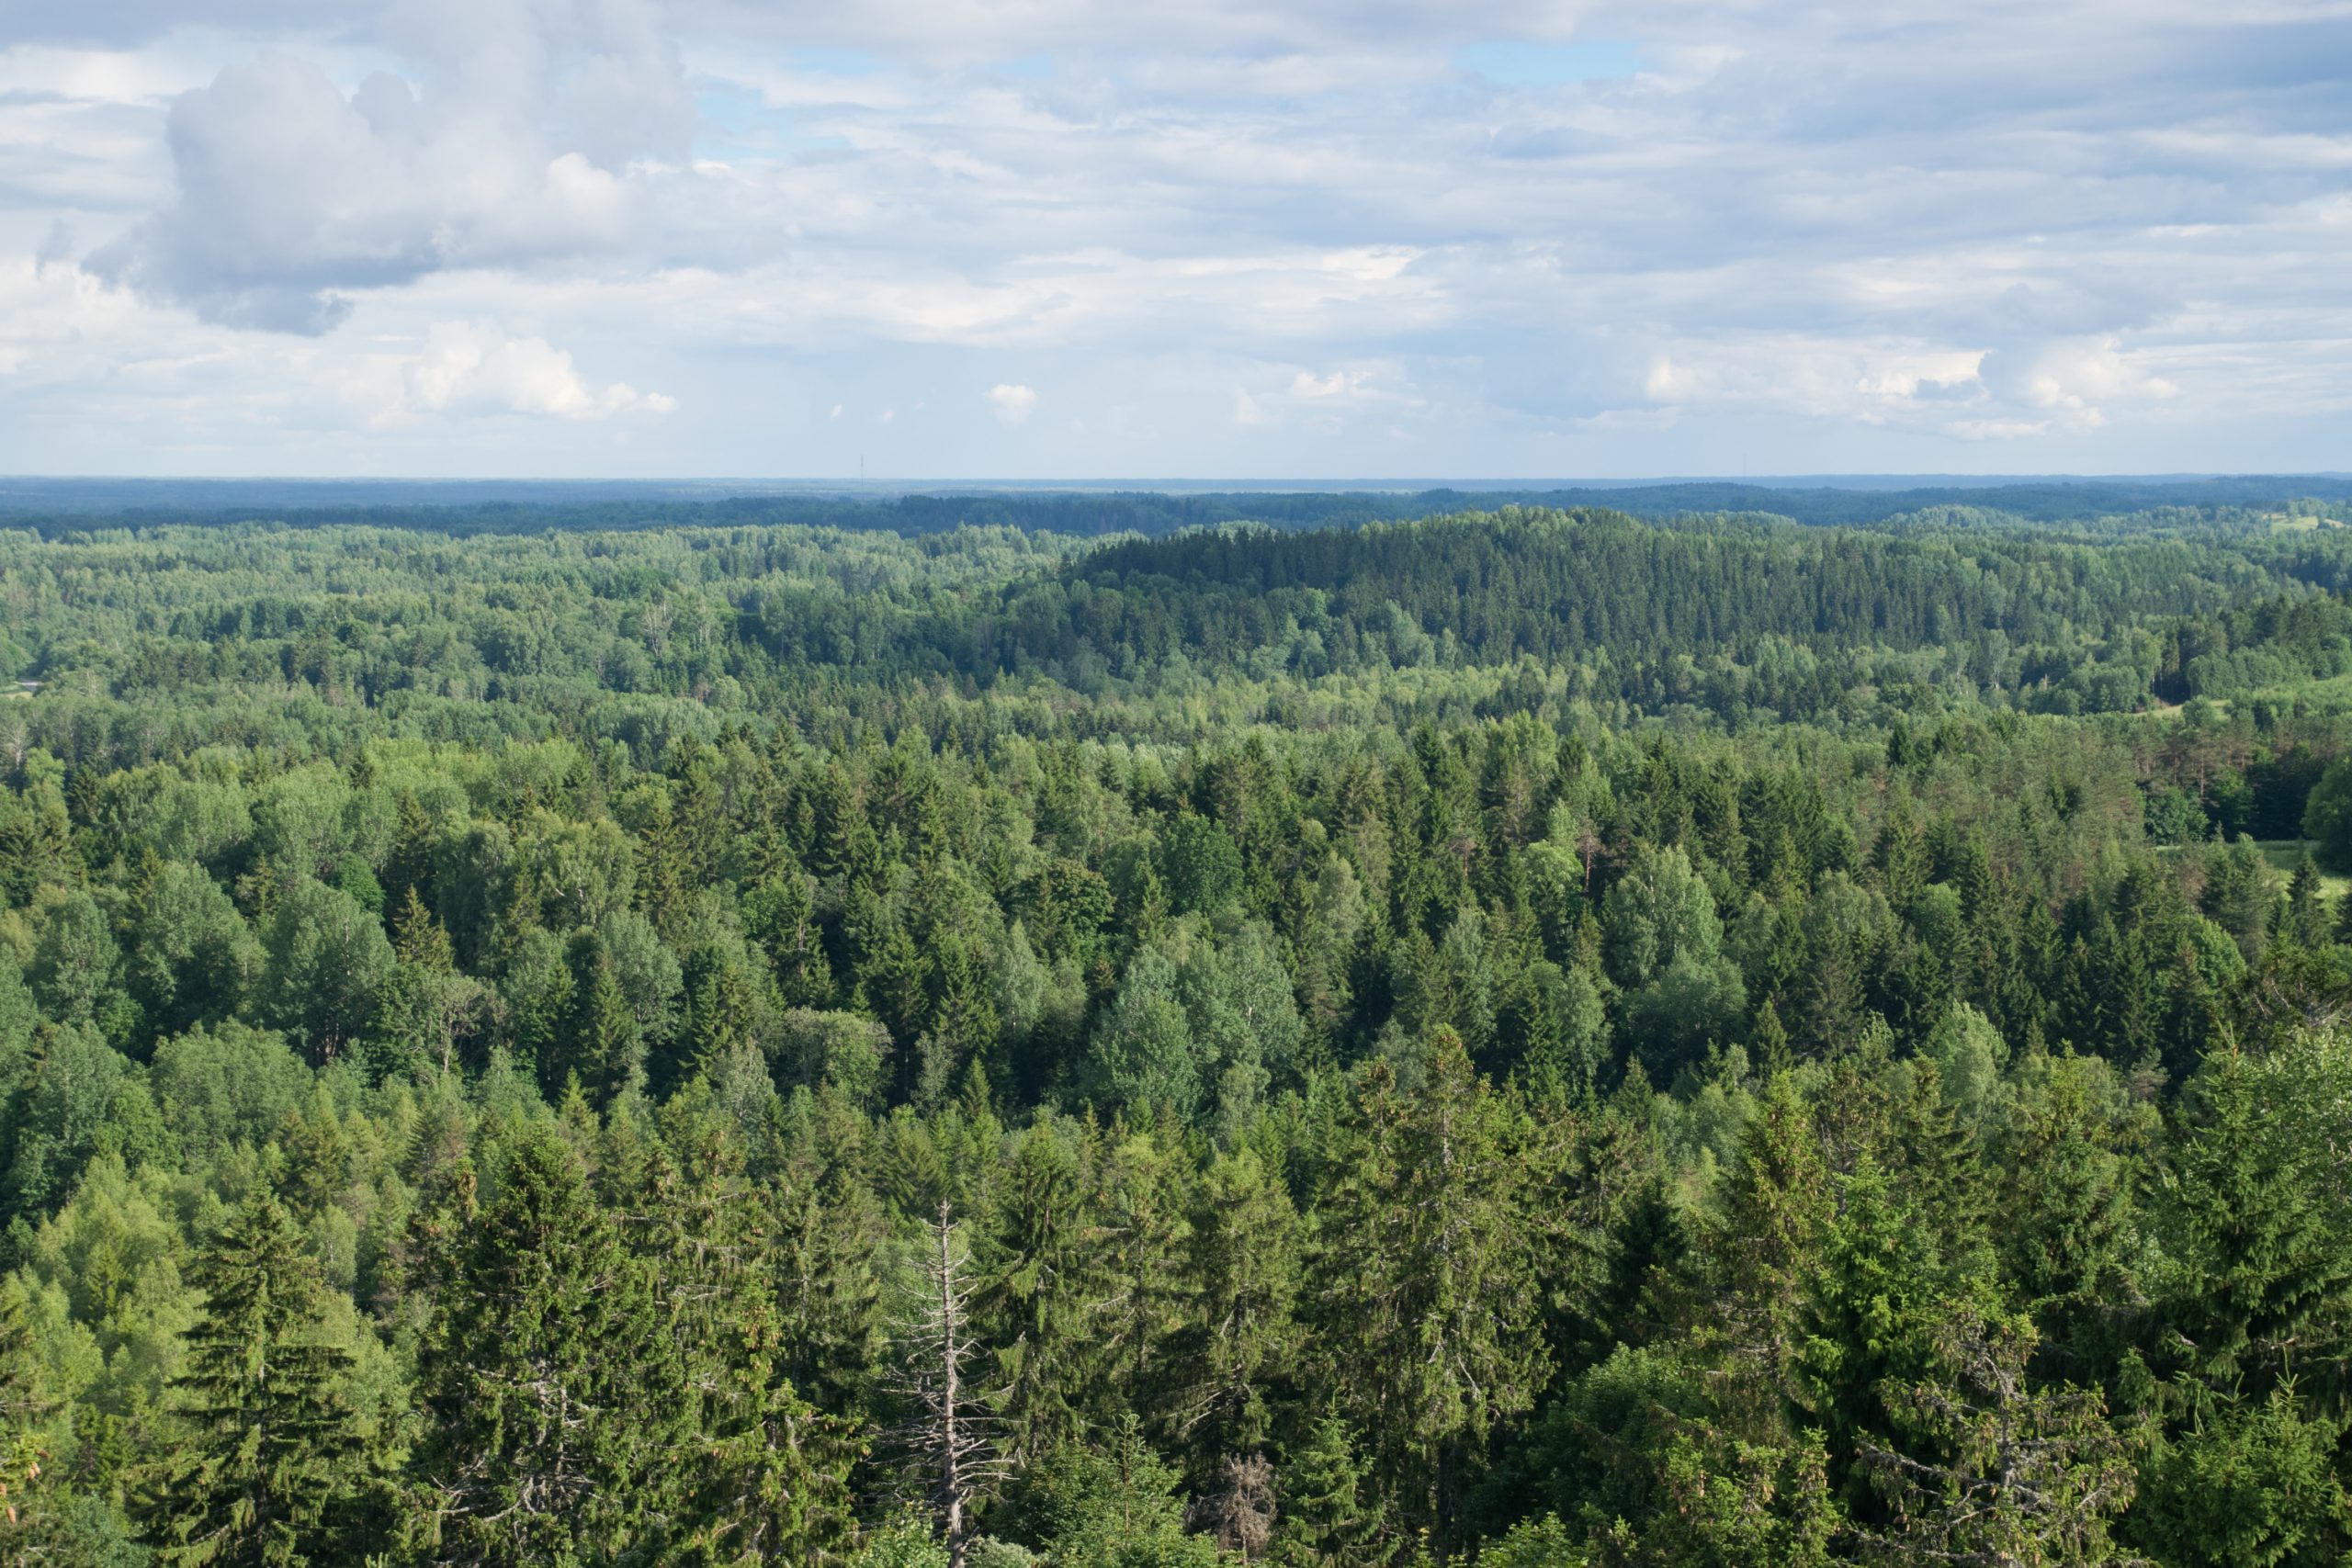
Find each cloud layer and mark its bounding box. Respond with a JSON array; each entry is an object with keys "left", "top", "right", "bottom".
[{"left": 1, "top": 0, "right": 2348, "bottom": 475}]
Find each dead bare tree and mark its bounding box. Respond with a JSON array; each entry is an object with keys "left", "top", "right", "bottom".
[
  {"left": 1186, "top": 1452, "right": 1278, "bottom": 1561},
  {"left": 888, "top": 1201, "right": 1006, "bottom": 1568}
]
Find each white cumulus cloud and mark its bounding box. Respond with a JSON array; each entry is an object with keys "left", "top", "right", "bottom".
[
  {"left": 987, "top": 382, "right": 1037, "bottom": 423},
  {"left": 348, "top": 321, "right": 674, "bottom": 424}
]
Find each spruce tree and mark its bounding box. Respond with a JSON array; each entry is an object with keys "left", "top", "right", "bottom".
[
  {"left": 1858, "top": 1308, "right": 2137, "bottom": 1566},
  {"left": 1166, "top": 1145, "right": 1304, "bottom": 1481},
  {"left": 1087, "top": 1126, "right": 1190, "bottom": 1424},
  {"left": 390, "top": 884, "right": 452, "bottom": 972},
  {"left": 1704, "top": 1072, "right": 1831, "bottom": 1423},
  {"left": 412, "top": 1122, "right": 684, "bottom": 1565},
  {"left": 657, "top": 1093, "right": 856, "bottom": 1566},
  {"left": 2286, "top": 849, "right": 2329, "bottom": 950},
  {"left": 771, "top": 1095, "right": 888, "bottom": 1414},
  {"left": 146, "top": 1191, "right": 366, "bottom": 1567},
  {"left": 384, "top": 792, "right": 437, "bottom": 916},
  {"left": 1994, "top": 1052, "right": 2138, "bottom": 1373},
  {"left": 1310, "top": 1028, "right": 1547, "bottom": 1557},
  {"left": 977, "top": 1125, "right": 1095, "bottom": 1471},
  {"left": 568, "top": 941, "right": 641, "bottom": 1108},
  {"left": 2159, "top": 1042, "right": 2352, "bottom": 1398},
  {"left": 0, "top": 1278, "right": 52, "bottom": 1555},
  {"left": 1273, "top": 1403, "right": 1383, "bottom": 1566},
  {"left": 2129, "top": 1382, "right": 2352, "bottom": 1566},
  {"left": 1798, "top": 1155, "right": 1986, "bottom": 1519}
]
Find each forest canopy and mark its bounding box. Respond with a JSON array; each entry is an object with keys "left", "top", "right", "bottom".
[{"left": 0, "top": 497, "right": 2349, "bottom": 1564}]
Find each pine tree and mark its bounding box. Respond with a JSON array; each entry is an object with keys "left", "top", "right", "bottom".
[{"left": 145, "top": 1191, "right": 366, "bottom": 1567}]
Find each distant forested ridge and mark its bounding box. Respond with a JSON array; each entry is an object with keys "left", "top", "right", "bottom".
[
  {"left": 0, "top": 500, "right": 2347, "bottom": 1563},
  {"left": 920, "top": 507, "right": 2350, "bottom": 711},
  {"left": 5, "top": 470, "right": 2350, "bottom": 537}
]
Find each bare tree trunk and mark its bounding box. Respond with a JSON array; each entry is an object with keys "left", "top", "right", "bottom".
[{"left": 938, "top": 1201, "right": 969, "bottom": 1568}]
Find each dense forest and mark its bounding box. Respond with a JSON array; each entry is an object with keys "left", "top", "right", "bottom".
[{"left": 4, "top": 499, "right": 2352, "bottom": 1563}]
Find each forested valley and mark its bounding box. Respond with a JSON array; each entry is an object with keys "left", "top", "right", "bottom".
[{"left": 5, "top": 498, "right": 2352, "bottom": 1564}]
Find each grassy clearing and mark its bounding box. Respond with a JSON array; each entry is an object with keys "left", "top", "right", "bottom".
[{"left": 2256, "top": 839, "right": 2352, "bottom": 902}]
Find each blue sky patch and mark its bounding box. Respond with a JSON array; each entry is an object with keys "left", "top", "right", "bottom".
[{"left": 1453, "top": 40, "right": 1645, "bottom": 85}]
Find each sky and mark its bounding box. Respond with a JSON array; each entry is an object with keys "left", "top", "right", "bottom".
[{"left": 0, "top": 1, "right": 2347, "bottom": 479}]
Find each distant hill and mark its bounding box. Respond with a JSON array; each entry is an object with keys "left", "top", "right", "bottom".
[{"left": 1, "top": 473, "right": 2348, "bottom": 536}]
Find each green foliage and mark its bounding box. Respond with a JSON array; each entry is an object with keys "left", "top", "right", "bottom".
[
  {"left": 143, "top": 1191, "right": 365, "bottom": 1566},
  {"left": 0, "top": 502, "right": 2335, "bottom": 1560},
  {"left": 2131, "top": 1385, "right": 2351, "bottom": 1567},
  {"left": 1855, "top": 1308, "right": 2137, "bottom": 1566},
  {"left": 2305, "top": 759, "right": 2352, "bottom": 872},
  {"left": 846, "top": 1511, "right": 952, "bottom": 1568},
  {"left": 2155, "top": 1037, "right": 2352, "bottom": 1396},
  {"left": 30, "top": 895, "right": 121, "bottom": 1031},
  {"left": 1016, "top": 1427, "right": 1222, "bottom": 1568},
  {"left": 411, "top": 1122, "right": 684, "bottom": 1563},
  {"left": 256, "top": 880, "right": 392, "bottom": 1066},
  {"left": 1080, "top": 948, "right": 1203, "bottom": 1122},
  {"left": 1312, "top": 1030, "right": 1551, "bottom": 1554}
]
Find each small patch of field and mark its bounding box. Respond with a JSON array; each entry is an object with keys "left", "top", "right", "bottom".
[{"left": 2255, "top": 839, "right": 2352, "bottom": 902}]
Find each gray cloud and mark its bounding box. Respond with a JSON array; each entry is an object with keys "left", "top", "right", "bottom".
[
  {"left": 32, "top": 221, "right": 72, "bottom": 273},
  {"left": 87, "top": 0, "right": 689, "bottom": 332}
]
